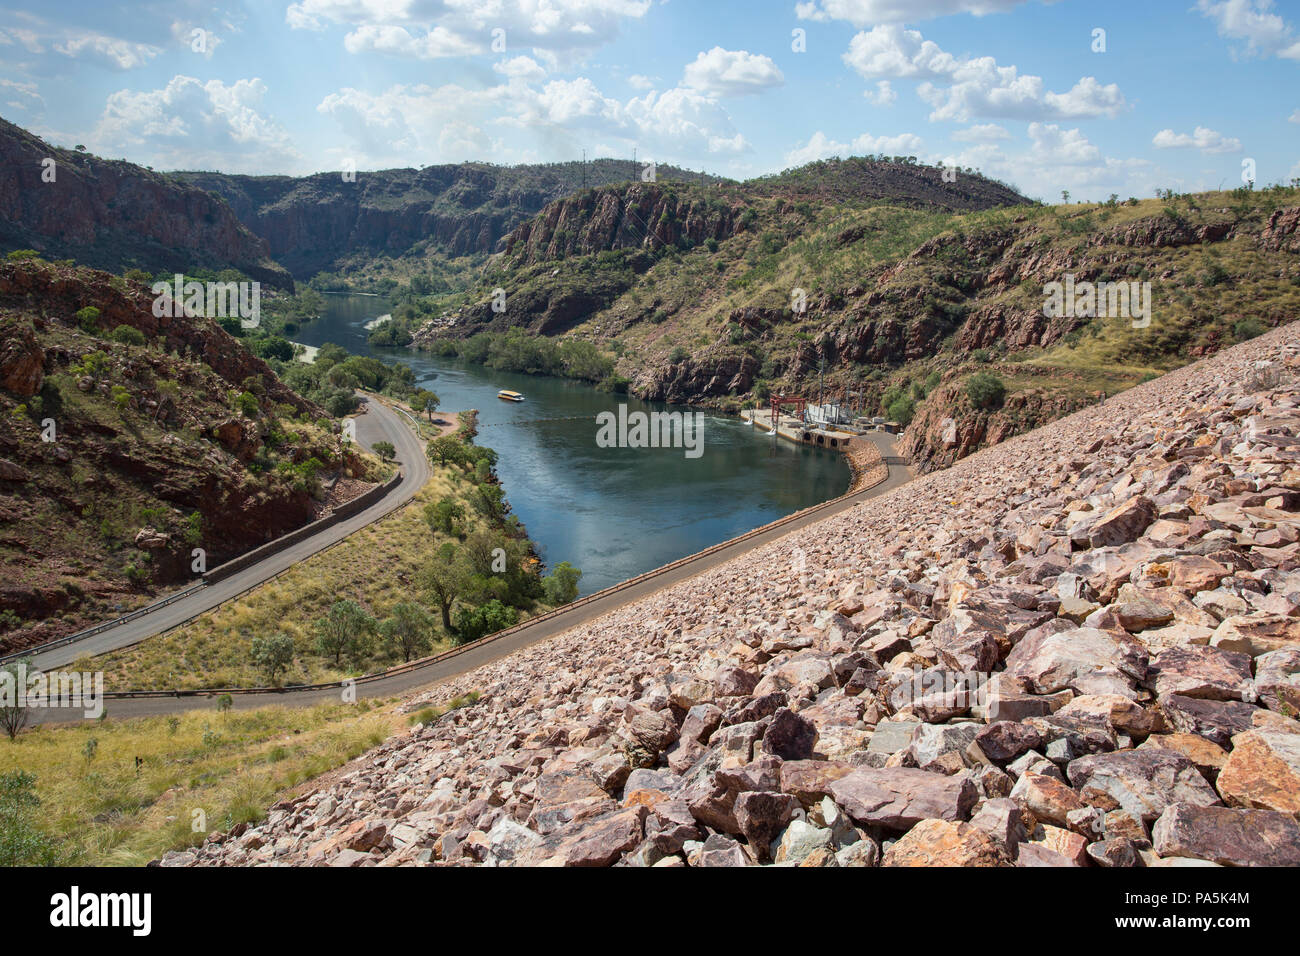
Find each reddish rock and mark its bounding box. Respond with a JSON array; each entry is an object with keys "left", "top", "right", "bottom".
[
  {"left": 1151, "top": 802, "right": 1300, "bottom": 866},
  {"left": 828, "top": 768, "right": 978, "bottom": 830},
  {"left": 1216, "top": 727, "right": 1300, "bottom": 814},
  {"left": 883, "top": 819, "right": 1011, "bottom": 867}
]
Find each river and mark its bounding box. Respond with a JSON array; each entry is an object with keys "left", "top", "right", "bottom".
[{"left": 294, "top": 294, "right": 852, "bottom": 596}]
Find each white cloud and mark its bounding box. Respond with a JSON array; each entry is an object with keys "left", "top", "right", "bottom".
[
  {"left": 864, "top": 80, "right": 897, "bottom": 105},
  {"left": 951, "top": 122, "right": 1009, "bottom": 142},
  {"left": 1027, "top": 122, "right": 1100, "bottom": 165},
  {"left": 1152, "top": 126, "right": 1243, "bottom": 154},
  {"left": 796, "top": 0, "right": 1044, "bottom": 26},
  {"left": 494, "top": 54, "right": 548, "bottom": 83},
  {"left": 626, "top": 87, "right": 750, "bottom": 154},
  {"left": 286, "top": 0, "right": 654, "bottom": 60},
  {"left": 342, "top": 24, "right": 481, "bottom": 59},
  {"left": 843, "top": 25, "right": 1125, "bottom": 122},
  {"left": 93, "top": 75, "right": 300, "bottom": 172},
  {"left": 1197, "top": 0, "right": 1300, "bottom": 61},
  {"left": 1291, "top": 108, "right": 1300, "bottom": 123},
  {"left": 0, "top": 77, "right": 43, "bottom": 112},
  {"left": 784, "top": 129, "right": 924, "bottom": 166},
  {"left": 627, "top": 74, "right": 655, "bottom": 90},
  {"left": 317, "top": 73, "right": 750, "bottom": 170},
  {"left": 53, "top": 33, "right": 160, "bottom": 70},
  {"left": 682, "top": 47, "right": 784, "bottom": 97}
]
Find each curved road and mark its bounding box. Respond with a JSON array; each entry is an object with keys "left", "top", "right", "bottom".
[
  {"left": 22, "top": 394, "right": 429, "bottom": 673},
  {"left": 28, "top": 432, "right": 911, "bottom": 724}
]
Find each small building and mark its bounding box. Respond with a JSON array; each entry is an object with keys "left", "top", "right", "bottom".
[{"left": 805, "top": 402, "right": 851, "bottom": 427}]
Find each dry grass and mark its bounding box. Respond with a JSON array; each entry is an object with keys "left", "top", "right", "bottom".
[
  {"left": 93, "top": 467, "right": 475, "bottom": 691},
  {"left": 0, "top": 699, "right": 408, "bottom": 866}
]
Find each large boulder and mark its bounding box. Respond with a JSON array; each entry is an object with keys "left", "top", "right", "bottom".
[
  {"left": 0, "top": 317, "right": 44, "bottom": 396},
  {"left": 1066, "top": 749, "right": 1221, "bottom": 823},
  {"left": 1003, "top": 625, "right": 1147, "bottom": 694},
  {"left": 1146, "top": 645, "right": 1254, "bottom": 701},
  {"left": 1216, "top": 726, "right": 1300, "bottom": 814},
  {"left": 882, "top": 819, "right": 1012, "bottom": 867},
  {"left": 1151, "top": 803, "right": 1300, "bottom": 867},
  {"left": 828, "top": 768, "right": 978, "bottom": 830}
]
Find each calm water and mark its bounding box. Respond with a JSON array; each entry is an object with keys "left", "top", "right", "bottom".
[{"left": 296, "top": 294, "right": 851, "bottom": 595}]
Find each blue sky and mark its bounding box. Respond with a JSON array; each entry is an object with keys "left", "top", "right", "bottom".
[{"left": 1, "top": 0, "right": 1297, "bottom": 201}]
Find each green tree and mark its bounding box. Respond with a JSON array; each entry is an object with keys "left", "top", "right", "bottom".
[
  {"left": 235, "top": 391, "right": 260, "bottom": 417},
  {"left": 411, "top": 389, "right": 441, "bottom": 421},
  {"left": 110, "top": 384, "right": 131, "bottom": 413},
  {"left": 453, "top": 599, "right": 518, "bottom": 644},
  {"left": 0, "top": 660, "right": 32, "bottom": 740},
  {"left": 380, "top": 602, "right": 434, "bottom": 662},
  {"left": 543, "top": 562, "right": 582, "bottom": 606},
  {"left": 427, "top": 436, "right": 464, "bottom": 468},
  {"left": 250, "top": 633, "right": 295, "bottom": 685},
  {"left": 421, "top": 544, "right": 472, "bottom": 631},
  {"left": 372, "top": 440, "right": 395, "bottom": 462},
  {"left": 110, "top": 325, "right": 147, "bottom": 347},
  {"left": 0, "top": 771, "right": 63, "bottom": 866},
  {"left": 966, "top": 371, "right": 1006, "bottom": 410},
  {"left": 472, "top": 483, "right": 506, "bottom": 522},
  {"left": 312, "top": 600, "right": 376, "bottom": 668},
  {"left": 75, "top": 306, "right": 100, "bottom": 334},
  {"left": 423, "top": 497, "right": 465, "bottom": 535}
]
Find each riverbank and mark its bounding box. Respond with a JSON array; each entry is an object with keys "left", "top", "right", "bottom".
[{"left": 742, "top": 408, "right": 889, "bottom": 493}]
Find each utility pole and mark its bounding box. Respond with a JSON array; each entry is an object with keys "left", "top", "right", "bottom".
[{"left": 818, "top": 359, "right": 825, "bottom": 410}]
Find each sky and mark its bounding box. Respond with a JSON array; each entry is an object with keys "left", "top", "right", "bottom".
[{"left": 0, "top": 0, "right": 1298, "bottom": 201}]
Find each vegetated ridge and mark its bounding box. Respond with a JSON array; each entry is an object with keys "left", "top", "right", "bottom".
[
  {"left": 0, "top": 257, "right": 383, "bottom": 655},
  {"left": 0, "top": 117, "right": 292, "bottom": 289}
]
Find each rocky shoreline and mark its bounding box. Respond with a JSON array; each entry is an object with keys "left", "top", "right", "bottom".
[{"left": 172, "top": 324, "right": 1300, "bottom": 868}]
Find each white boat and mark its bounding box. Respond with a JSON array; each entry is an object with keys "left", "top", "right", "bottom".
[{"left": 497, "top": 389, "right": 525, "bottom": 403}]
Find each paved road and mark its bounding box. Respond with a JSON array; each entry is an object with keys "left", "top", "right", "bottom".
[
  {"left": 23, "top": 395, "right": 429, "bottom": 673},
  {"left": 29, "top": 431, "right": 912, "bottom": 724}
]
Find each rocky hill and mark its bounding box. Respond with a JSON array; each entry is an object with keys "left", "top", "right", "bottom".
[
  {"left": 0, "top": 258, "right": 377, "bottom": 654},
  {"left": 416, "top": 184, "right": 1299, "bottom": 473},
  {"left": 173, "top": 160, "right": 728, "bottom": 279},
  {"left": 0, "top": 118, "right": 291, "bottom": 289},
  {"left": 175, "top": 325, "right": 1300, "bottom": 868}
]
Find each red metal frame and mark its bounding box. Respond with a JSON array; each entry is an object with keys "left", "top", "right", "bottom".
[{"left": 770, "top": 394, "right": 806, "bottom": 430}]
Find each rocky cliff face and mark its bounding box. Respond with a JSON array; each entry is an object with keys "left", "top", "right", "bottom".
[
  {"left": 900, "top": 379, "right": 1096, "bottom": 474},
  {"left": 0, "top": 119, "right": 291, "bottom": 288},
  {"left": 175, "top": 326, "right": 1300, "bottom": 869},
  {"left": 505, "top": 183, "right": 738, "bottom": 266},
  {"left": 173, "top": 160, "right": 724, "bottom": 278}
]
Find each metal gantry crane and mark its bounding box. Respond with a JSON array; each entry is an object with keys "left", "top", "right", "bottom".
[{"left": 769, "top": 394, "right": 807, "bottom": 434}]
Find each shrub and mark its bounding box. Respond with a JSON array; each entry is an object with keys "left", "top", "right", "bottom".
[
  {"left": 110, "top": 325, "right": 146, "bottom": 347},
  {"left": 250, "top": 633, "right": 295, "bottom": 685},
  {"left": 452, "top": 599, "right": 518, "bottom": 643},
  {"left": 543, "top": 561, "right": 582, "bottom": 605},
  {"left": 75, "top": 306, "right": 101, "bottom": 334},
  {"left": 966, "top": 371, "right": 1006, "bottom": 410},
  {"left": 0, "top": 771, "right": 64, "bottom": 865},
  {"left": 885, "top": 396, "right": 915, "bottom": 426},
  {"left": 234, "top": 391, "right": 260, "bottom": 417},
  {"left": 1233, "top": 317, "right": 1266, "bottom": 342}
]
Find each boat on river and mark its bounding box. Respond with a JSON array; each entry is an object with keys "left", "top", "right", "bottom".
[{"left": 498, "top": 389, "right": 525, "bottom": 402}]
